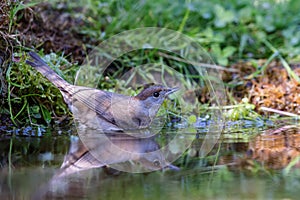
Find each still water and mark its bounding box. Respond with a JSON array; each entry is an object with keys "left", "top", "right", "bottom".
[{"left": 1, "top": 125, "right": 300, "bottom": 199}]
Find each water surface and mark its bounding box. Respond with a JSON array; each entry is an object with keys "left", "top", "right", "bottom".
[{"left": 1, "top": 125, "right": 300, "bottom": 199}]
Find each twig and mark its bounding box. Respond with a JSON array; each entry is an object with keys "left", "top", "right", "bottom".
[
  {"left": 158, "top": 52, "right": 239, "bottom": 72},
  {"left": 259, "top": 106, "right": 300, "bottom": 117}
]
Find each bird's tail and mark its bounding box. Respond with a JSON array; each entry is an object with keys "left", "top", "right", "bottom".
[{"left": 26, "top": 52, "right": 71, "bottom": 90}]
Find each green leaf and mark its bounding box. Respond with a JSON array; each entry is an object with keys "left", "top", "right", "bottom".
[
  {"left": 31, "top": 105, "right": 40, "bottom": 114},
  {"left": 217, "top": 57, "right": 228, "bottom": 66},
  {"left": 40, "top": 105, "right": 52, "bottom": 124},
  {"left": 222, "top": 46, "right": 236, "bottom": 57},
  {"left": 188, "top": 115, "right": 197, "bottom": 124},
  {"left": 211, "top": 44, "right": 221, "bottom": 55},
  {"left": 214, "top": 4, "right": 235, "bottom": 28}
]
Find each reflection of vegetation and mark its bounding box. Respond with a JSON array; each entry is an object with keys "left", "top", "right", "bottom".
[{"left": 1, "top": 134, "right": 69, "bottom": 169}]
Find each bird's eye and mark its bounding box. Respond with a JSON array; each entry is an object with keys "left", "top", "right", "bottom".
[
  {"left": 153, "top": 92, "right": 160, "bottom": 98},
  {"left": 153, "top": 159, "right": 160, "bottom": 167}
]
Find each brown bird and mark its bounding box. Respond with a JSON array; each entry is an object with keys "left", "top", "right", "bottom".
[{"left": 26, "top": 52, "right": 178, "bottom": 131}]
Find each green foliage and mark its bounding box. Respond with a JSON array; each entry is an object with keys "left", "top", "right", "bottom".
[
  {"left": 224, "top": 98, "right": 259, "bottom": 121},
  {"left": 54, "top": 0, "right": 300, "bottom": 64},
  {"left": 4, "top": 0, "right": 300, "bottom": 127},
  {"left": 8, "top": 1, "right": 38, "bottom": 32},
  {"left": 187, "top": 115, "right": 197, "bottom": 124},
  {"left": 5, "top": 53, "right": 78, "bottom": 125},
  {"left": 211, "top": 44, "right": 237, "bottom": 66},
  {"left": 213, "top": 4, "right": 235, "bottom": 28}
]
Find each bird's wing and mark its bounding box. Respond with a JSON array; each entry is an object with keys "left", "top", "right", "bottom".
[{"left": 69, "top": 86, "right": 118, "bottom": 125}]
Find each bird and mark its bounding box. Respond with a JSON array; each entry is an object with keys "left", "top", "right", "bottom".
[{"left": 26, "top": 52, "right": 179, "bottom": 131}]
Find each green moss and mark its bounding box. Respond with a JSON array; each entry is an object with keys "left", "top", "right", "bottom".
[{"left": 5, "top": 53, "right": 78, "bottom": 125}]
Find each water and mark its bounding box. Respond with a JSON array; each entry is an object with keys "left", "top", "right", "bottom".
[{"left": 1, "top": 125, "right": 300, "bottom": 199}]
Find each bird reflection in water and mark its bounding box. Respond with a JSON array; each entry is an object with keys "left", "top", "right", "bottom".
[
  {"left": 54, "top": 132, "right": 179, "bottom": 178},
  {"left": 32, "top": 128, "right": 179, "bottom": 200}
]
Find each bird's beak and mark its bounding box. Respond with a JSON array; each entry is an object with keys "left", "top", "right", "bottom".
[
  {"left": 166, "top": 87, "right": 179, "bottom": 96},
  {"left": 167, "top": 164, "right": 180, "bottom": 171}
]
